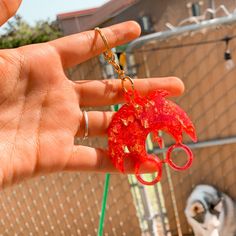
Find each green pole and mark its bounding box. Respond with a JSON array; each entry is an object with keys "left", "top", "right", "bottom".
[
  {"left": 97, "top": 173, "right": 110, "bottom": 236},
  {"left": 97, "top": 104, "right": 119, "bottom": 236}
]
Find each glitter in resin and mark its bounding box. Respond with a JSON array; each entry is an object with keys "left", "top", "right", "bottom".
[{"left": 108, "top": 90, "right": 197, "bottom": 185}]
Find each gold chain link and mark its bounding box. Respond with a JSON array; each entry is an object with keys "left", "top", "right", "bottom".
[{"left": 95, "top": 27, "right": 134, "bottom": 93}]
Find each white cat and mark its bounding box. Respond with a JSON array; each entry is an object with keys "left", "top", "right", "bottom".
[{"left": 185, "top": 184, "right": 236, "bottom": 236}]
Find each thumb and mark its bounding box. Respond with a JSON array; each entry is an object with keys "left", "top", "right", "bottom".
[{"left": 0, "top": 0, "right": 22, "bottom": 26}]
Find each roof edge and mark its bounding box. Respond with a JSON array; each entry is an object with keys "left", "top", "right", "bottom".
[{"left": 57, "top": 7, "right": 98, "bottom": 20}]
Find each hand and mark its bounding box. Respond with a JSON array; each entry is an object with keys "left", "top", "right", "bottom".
[
  {"left": 0, "top": 1, "right": 184, "bottom": 188},
  {"left": 0, "top": 0, "right": 22, "bottom": 26}
]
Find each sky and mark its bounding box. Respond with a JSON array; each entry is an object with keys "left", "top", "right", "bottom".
[{"left": 16, "top": 0, "right": 109, "bottom": 24}]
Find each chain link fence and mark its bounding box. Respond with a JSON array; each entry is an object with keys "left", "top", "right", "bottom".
[{"left": 131, "top": 20, "right": 236, "bottom": 235}]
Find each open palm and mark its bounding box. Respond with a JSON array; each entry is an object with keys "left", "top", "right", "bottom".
[{"left": 0, "top": 1, "right": 184, "bottom": 188}]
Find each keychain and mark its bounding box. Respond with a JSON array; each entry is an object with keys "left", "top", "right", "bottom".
[{"left": 95, "top": 28, "right": 197, "bottom": 185}]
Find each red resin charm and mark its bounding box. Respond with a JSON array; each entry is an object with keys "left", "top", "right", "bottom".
[{"left": 108, "top": 89, "right": 197, "bottom": 185}]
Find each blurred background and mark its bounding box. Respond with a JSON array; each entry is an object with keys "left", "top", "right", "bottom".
[{"left": 1, "top": 0, "right": 236, "bottom": 235}]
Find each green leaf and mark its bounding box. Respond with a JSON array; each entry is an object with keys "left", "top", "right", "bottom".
[{"left": 0, "top": 15, "right": 62, "bottom": 49}]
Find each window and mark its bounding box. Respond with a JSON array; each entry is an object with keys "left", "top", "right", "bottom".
[
  {"left": 192, "top": 2, "right": 201, "bottom": 16},
  {"left": 187, "top": 1, "right": 203, "bottom": 17},
  {"left": 138, "top": 15, "right": 154, "bottom": 35}
]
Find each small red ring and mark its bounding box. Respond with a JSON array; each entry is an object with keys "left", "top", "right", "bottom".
[
  {"left": 135, "top": 158, "right": 162, "bottom": 185},
  {"left": 166, "top": 143, "right": 193, "bottom": 171}
]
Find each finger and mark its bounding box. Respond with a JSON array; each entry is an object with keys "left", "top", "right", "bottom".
[
  {"left": 75, "top": 77, "right": 184, "bottom": 107},
  {"left": 66, "top": 146, "right": 157, "bottom": 173},
  {"left": 0, "top": 0, "right": 22, "bottom": 26},
  {"left": 77, "top": 111, "right": 114, "bottom": 137},
  {"left": 49, "top": 21, "right": 141, "bottom": 68}
]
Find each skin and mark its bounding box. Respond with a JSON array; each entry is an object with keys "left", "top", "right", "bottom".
[{"left": 0, "top": 0, "right": 184, "bottom": 188}]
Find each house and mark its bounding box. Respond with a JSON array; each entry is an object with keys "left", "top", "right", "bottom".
[{"left": 57, "top": 0, "right": 221, "bottom": 36}]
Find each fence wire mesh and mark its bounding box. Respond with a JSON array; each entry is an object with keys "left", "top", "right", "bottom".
[
  {"left": 0, "top": 172, "right": 141, "bottom": 235},
  {"left": 132, "top": 22, "right": 236, "bottom": 235}
]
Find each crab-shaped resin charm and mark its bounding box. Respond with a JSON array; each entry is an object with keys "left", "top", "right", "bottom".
[{"left": 108, "top": 89, "right": 197, "bottom": 185}]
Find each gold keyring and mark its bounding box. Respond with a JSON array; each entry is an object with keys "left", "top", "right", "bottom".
[
  {"left": 121, "top": 76, "right": 135, "bottom": 93},
  {"left": 95, "top": 27, "right": 114, "bottom": 61},
  {"left": 94, "top": 27, "right": 110, "bottom": 51}
]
